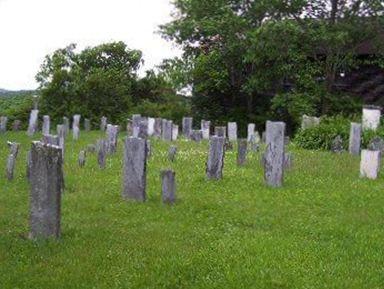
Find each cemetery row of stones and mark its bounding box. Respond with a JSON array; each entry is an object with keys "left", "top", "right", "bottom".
[{"left": 3, "top": 106, "right": 383, "bottom": 240}]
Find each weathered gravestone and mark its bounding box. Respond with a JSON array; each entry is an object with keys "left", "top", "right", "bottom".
[
  {"left": 122, "top": 137, "right": 147, "bottom": 202},
  {"left": 6, "top": 154, "right": 16, "bottom": 180},
  {"left": 100, "top": 116, "right": 107, "bottom": 132},
  {"left": 182, "top": 117, "right": 193, "bottom": 138},
  {"left": 360, "top": 150, "right": 380, "bottom": 179},
  {"left": 172, "top": 125, "right": 179, "bottom": 141},
  {"left": 148, "top": 117, "right": 155, "bottom": 136},
  {"left": 84, "top": 118, "right": 91, "bottom": 132},
  {"left": 12, "top": 120, "right": 21, "bottom": 131},
  {"left": 29, "top": 141, "right": 63, "bottom": 239},
  {"left": 168, "top": 145, "right": 177, "bottom": 162},
  {"left": 263, "top": 121, "right": 285, "bottom": 187},
  {"left": 7, "top": 141, "right": 20, "bottom": 158},
  {"left": 42, "top": 115, "right": 50, "bottom": 135},
  {"left": 153, "top": 118, "right": 162, "bottom": 138},
  {"left": 162, "top": 119, "right": 173, "bottom": 141},
  {"left": 214, "top": 126, "right": 226, "bottom": 138},
  {"left": 362, "top": 105, "right": 381, "bottom": 131},
  {"left": 62, "top": 116, "right": 69, "bottom": 137},
  {"left": 249, "top": 135, "right": 260, "bottom": 152},
  {"left": 331, "top": 135, "right": 344, "bottom": 153},
  {"left": 368, "top": 137, "right": 384, "bottom": 154},
  {"left": 237, "top": 139, "right": 247, "bottom": 166},
  {"left": 0, "top": 116, "right": 8, "bottom": 133},
  {"left": 161, "top": 170, "right": 176, "bottom": 204},
  {"left": 206, "top": 136, "right": 225, "bottom": 180},
  {"left": 349, "top": 123, "right": 362, "bottom": 156},
  {"left": 138, "top": 117, "right": 148, "bottom": 139},
  {"left": 106, "top": 124, "right": 119, "bottom": 154},
  {"left": 27, "top": 110, "right": 39, "bottom": 136},
  {"left": 191, "top": 130, "right": 203, "bottom": 142},
  {"left": 247, "top": 123, "right": 255, "bottom": 142},
  {"left": 227, "top": 122, "right": 237, "bottom": 142},
  {"left": 301, "top": 115, "right": 320, "bottom": 130},
  {"left": 56, "top": 125, "right": 66, "bottom": 156},
  {"left": 201, "top": 120, "right": 211, "bottom": 140},
  {"left": 72, "top": 115, "right": 81, "bottom": 140},
  {"left": 132, "top": 114, "right": 142, "bottom": 137},
  {"left": 78, "top": 150, "right": 86, "bottom": 167},
  {"left": 97, "top": 139, "right": 108, "bottom": 169},
  {"left": 42, "top": 134, "right": 60, "bottom": 146}
]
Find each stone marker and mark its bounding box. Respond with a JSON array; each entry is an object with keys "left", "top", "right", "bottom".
[
  {"left": 84, "top": 118, "right": 91, "bottom": 132},
  {"left": 97, "top": 139, "right": 108, "bottom": 169},
  {"left": 201, "top": 120, "right": 211, "bottom": 140},
  {"left": 362, "top": 105, "right": 381, "bottom": 131},
  {"left": 206, "top": 136, "right": 225, "bottom": 180},
  {"left": 72, "top": 115, "right": 81, "bottom": 140},
  {"left": 168, "top": 145, "right": 177, "bottom": 162},
  {"left": 360, "top": 150, "right": 380, "bottom": 179},
  {"left": 331, "top": 135, "right": 344, "bottom": 153},
  {"left": 42, "top": 134, "right": 60, "bottom": 146},
  {"left": 284, "top": 152, "right": 293, "bottom": 170},
  {"left": 0, "top": 116, "right": 8, "bottom": 133},
  {"left": 106, "top": 124, "right": 119, "bottom": 154},
  {"left": 191, "top": 130, "right": 203, "bottom": 142},
  {"left": 228, "top": 122, "right": 237, "bottom": 142},
  {"left": 56, "top": 125, "right": 65, "bottom": 155},
  {"left": 78, "top": 150, "right": 86, "bottom": 167},
  {"left": 247, "top": 123, "right": 255, "bottom": 142},
  {"left": 27, "top": 110, "right": 39, "bottom": 136},
  {"left": 249, "top": 135, "right": 259, "bottom": 152},
  {"left": 6, "top": 154, "right": 16, "bottom": 180},
  {"left": 161, "top": 170, "right": 176, "bottom": 204},
  {"left": 182, "top": 117, "right": 193, "bottom": 138},
  {"left": 368, "top": 137, "right": 384, "bottom": 154},
  {"left": 100, "top": 116, "right": 107, "bottom": 132},
  {"left": 237, "top": 139, "right": 247, "bottom": 166},
  {"left": 132, "top": 114, "right": 142, "bottom": 137},
  {"left": 301, "top": 115, "right": 320, "bottom": 130},
  {"left": 153, "top": 118, "right": 162, "bottom": 138},
  {"left": 7, "top": 141, "right": 20, "bottom": 158},
  {"left": 349, "top": 123, "right": 362, "bottom": 156},
  {"left": 29, "top": 141, "right": 63, "bottom": 239},
  {"left": 148, "top": 117, "right": 155, "bottom": 136},
  {"left": 138, "top": 117, "right": 148, "bottom": 139},
  {"left": 42, "top": 115, "right": 50, "bottom": 135},
  {"left": 122, "top": 137, "right": 147, "bottom": 201},
  {"left": 172, "top": 124, "right": 179, "bottom": 141},
  {"left": 214, "top": 126, "right": 226, "bottom": 138},
  {"left": 162, "top": 119, "right": 173, "bottom": 141},
  {"left": 263, "top": 121, "right": 285, "bottom": 187},
  {"left": 12, "top": 120, "right": 21, "bottom": 131},
  {"left": 63, "top": 117, "right": 69, "bottom": 137}
]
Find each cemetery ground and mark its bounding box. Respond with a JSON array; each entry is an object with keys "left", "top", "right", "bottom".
[{"left": 1, "top": 131, "right": 383, "bottom": 289}]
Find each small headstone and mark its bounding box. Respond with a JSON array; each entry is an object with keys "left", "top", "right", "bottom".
[
  {"left": 172, "top": 125, "right": 179, "bottom": 141},
  {"left": 42, "top": 115, "right": 50, "bottom": 135},
  {"left": 237, "top": 139, "right": 247, "bottom": 166},
  {"left": 12, "top": 120, "right": 21, "bottom": 131},
  {"left": 331, "top": 135, "right": 344, "bottom": 153},
  {"left": 29, "top": 141, "right": 63, "bottom": 239},
  {"left": 84, "top": 118, "right": 91, "bottom": 132},
  {"left": 182, "top": 117, "right": 193, "bottom": 138},
  {"left": 206, "top": 136, "right": 225, "bottom": 180},
  {"left": 27, "top": 110, "right": 39, "bottom": 136},
  {"left": 106, "top": 124, "right": 119, "bottom": 154},
  {"left": 360, "top": 150, "right": 380, "bottom": 179},
  {"left": 73, "top": 126, "right": 80, "bottom": 141},
  {"left": 122, "top": 137, "right": 147, "bottom": 202},
  {"left": 7, "top": 141, "right": 20, "bottom": 158},
  {"left": 201, "top": 120, "right": 211, "bottom": 140},
  {"left": 249, "top": 135, "right": 259, "bottom": 152},
  {"left": 100, "top": 116, "right": 107, "bottom": 132},
  {"left": 78, "top": 150, "right": 86, "bottom": 167},
  {"left": 97, "top": 139, "right": 108, "bottom": 169},
  {"left": 368, "top": 137, "right": 384, "bottom": 154},
  {"left": 0, "top": 116, "right": 8, "bottom": 133},
  {"left": 301, "top": 115, "right": 320, "bottom": 130},
  {"left": 362, "top": 106, "right": 381, "bottom": 131},
  {"left": 349, "top": 123, "right": 362, "bottom": 156},
  {"left": 168, "top": 145, "right": 177, "bottom": 162},
  {"left": 191, "top": 130, "right": 203, "bottom": 142},
  {"left": 247, "top": 123, "right": 255, "bottom": 142},
  {"left": 227, "top": 122, "right": 237, "bottom": 142},
  {"left": 162, "top": 119, "right": 173, "bottom": 141},
  {"left": 153, "top": 118, "right": 162, "bottom": 138},
  {"left": 214, "top": 126, "right": 226, "bottom": 138},
  {"left": 148, "top": 117, "right": 155, "bottom": 136},
  {"left": 6, "top": 154, "right": 16, "bottom": 180},
  {"left": 161, "top": 170, "right": 176, "bottom": 204}
]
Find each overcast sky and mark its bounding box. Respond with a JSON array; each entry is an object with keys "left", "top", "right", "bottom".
[{"left": 0, "top": 0, "right": 181, "bottom": 90}]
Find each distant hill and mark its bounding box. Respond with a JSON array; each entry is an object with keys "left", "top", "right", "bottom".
[{"left": 0, "top": 89, "right": 36, "bottom": 97}]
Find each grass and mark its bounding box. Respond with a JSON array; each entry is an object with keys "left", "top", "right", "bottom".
[{"left": 0, "top": 131, "right": 383, "bottom": 289}]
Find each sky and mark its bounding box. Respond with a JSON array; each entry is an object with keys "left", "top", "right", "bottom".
[{"left": 0, "top": 0, "right": 181, "bottom": 90}]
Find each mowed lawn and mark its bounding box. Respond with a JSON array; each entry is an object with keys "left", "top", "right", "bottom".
[{"left": 0, "top": 131, "right": 383, "bottom": 289}]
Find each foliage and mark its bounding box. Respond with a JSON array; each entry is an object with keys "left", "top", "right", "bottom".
[{"left": 0, "top": 92, "right": 35, "bottom": 129}]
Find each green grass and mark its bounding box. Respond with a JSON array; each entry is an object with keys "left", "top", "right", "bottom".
[{"left": 1, "top": 131, "right": 383, "bottom": 289}]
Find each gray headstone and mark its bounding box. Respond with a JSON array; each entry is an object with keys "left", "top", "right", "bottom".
[
  {"left": 161, "top": 170, "right": 176, "bottom": 204},
  {"left": 360, "top": 149, "right": 380, "bottom": 179},
  {"left": 106, "top": 124, "right": 119, "bottom": 154},
  {"left": 7, "top": 141, "right": 20, "bottom": 159},
  {"left": 78, "top": 150, "right": 86, "bottom": 167},
  {"left": 148, "top": 117, "right": 155, "bottom": 136},
  {"left": 97, "top": 139, "right": 108, "bottom": 169},
  {"left": 172, "top": 124, "right": 179, "bottom": 141},
  {"left": 72, "top": 115, "right": 81, "bottom": 140},
  {"left": 368, "top": 137, "right": 384, "bottom": 154},
  {"left": 56, "top": 125, "right": 66, "bottom": 157},
  {"left": 331, "top": 135, "right": 344, "bottom": 153},
  {"left": 214, "top": 126, "right": 226, "bottom": 138},
  {"left": 122, "top": 137, "right": 147, "bottom": 201},
  {"left": 73, "top": 126, "right": 80, "bottom": 141},
  {"left": 249, "top": 135, "right": 259, "bottom": 152},
  {"left": 362, "top": 106, "right": 381, "bottom": 131},
  {"left": 168, "top": 145, "right": 177, "bottom": 162},
  {"left": 132, "top": 114, "right": 142, "bottom": 137},
  {"left": 227, "top": 122, "right": 237, "bottom": 142},
  {"left": 12, "top": 120, "right": 21, "bottom": 131},
  {"left": 138, "top": 117, "right": 148, "bottom": 139},
  {"left": 182, "top": 117, "right": 193, "bottom": 138},
  {"left": 27, "top": 110, "right": 39, "bottom": 136},
  {"left": 206, "top": 136, "right": 225, "bottom": 180},
  {"left": 201, "top": 120, "right": 211, "bottom": 140},
  {"left": 0, "top": 116, "right": 8, "bottom": 133},
  {"left": 42, "top": 134, "right": 60, "bottom": 146},
  {"left": 6, "top": 154, "right": 16, "bottom": 180},
  {"left": 29, "top": 141, "right": 63, "bottom": 239},
  {"left": 191, "top": 130, "right": 203, "bottom": 142},
  {"left": 247, "top": 123, "right": 256, "bottom": 142},
  {"left": 162, "top": 119, "right": 173, "bottom": 141},
  {"left": 153, "top": 118, "right": 162, "bottom": 138},
  {"left": 237, "top": 139, "right": 247, "bottom": 166},
  {"left": 100, "top": 116, "right": 107, "bottom": 132},
  {"left": 62, "top": 117, "right": 69, "bottom": 137},
  {"left": 263, "top": 121, "right": 285, "bottom": 187},
  {"left": 84, "top": 119, "right": 91, "bottom": 132},
  {"left": 42, "top": 115, "right": 50, "bottom": 135},
  {"left": 349, "top": 123, "right": 362, "bottom": 156}
]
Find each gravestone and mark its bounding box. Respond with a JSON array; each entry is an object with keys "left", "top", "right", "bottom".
[
  {"left": 100, "top": 116, "right": 107, "bottom": 132},
  {"left": 7, "top": 141, "right": 20, "bottom": 158},
  {"left": 362, "top": 105, "right": 381, "bottom": 131},
  {"left": 153, "top": 118, "right": 162, "bottom": 138},
  {"left": 206, "top": 136, "right": 225, "bottom": 180},
  {"left": 42, "top": 115, "right": 50, "bottom": 135},
  {"left": 6, "top": 154, "right": 15, "bottom": 180},
  {"left": 201, "top": 120, "right": 211, "bottom": 140},
  {"left": 182, "top": 117, "right": 193, "bottom": 138},
  {"left": 349, "top": 123, "right": 362, "bottom": 156},
  {"left": 132, "top": 114, "right": 142, "bottom": 137},
  {"left": 78, "top": 150, "right": 86, "bottom": 167},
  {"left": 106, "top": 124, "right": 119, "bottom": 153},
  {"left": 161, "top": 170, "right": 176, "bottom": 204},
  {"left": 126, "top": 120, "right": 133, "bottom": 137},
  {"left": 42, "top": 134, "right": 60, "bottom": 146},
  {"left": 168, "top": 145, "right": 177, "bottom": 162},
  {"left": 368, "top": 137, "right": 384, "bottom": 154},
  {"left": 0, "top": 116, "right": 8, "bottom": 133},
  {"left": 12, "top": 120, "right": 21, "bottom": 131},
  {"left": 301, "top": 115, "right": 320, "bottom": 130},
  {"left": 191, "top": 130, "right": 203, "bottom": 142},
  {"left": 148, "top": 117, "right": 155, "bottom": 136},
  {"left": 331, "top": 135, "right": 344, "bottom": 153},
  {"left": 97, "top": 139, "right": 108, "bottom": 169},
  {"left": 214, "top": 126, "right": 226, "bottom": 138},
  {"left": 29, "top": 141, "right": 63, "bottom": 239},
  {"left": 172, "top": 125, "right": 179, "bottom": 141},
  {"left": 73, "top": 126, "right": 80, "bottom": 141},
  {"left": 263, "top": 121, "right": 285, "bottom": 187},
  {"left": 27, "top": 110, "right": 39, "bottom": 136},
  {"left": 227, "top": 122, "right": 237, "bottom": 142},
  {"left": 162, "top": 119, "right": 173, "bottom": 141},
  {"left": 254, "top": 131, "right": 261, "bottom": 144},
  {"left": 84, "top": 119, "right": 91, "bottom": 132},
  {"left": 360, "top": 150, "right": 380, "bottom": 179},
  {"left": 56, "top": 125, "right": 65, "bottom": 156},
  {"left": 62, "top": 117, "right": 69, "bottom": 137},
  {"left": 138, "top": 117, "right": 148, "bottom": 139},
  {"left": 237, "top": 139, "right": 247, "bottom": 166},
  {"left": 122, "top": 137, "right": 147, "bottom": 201},
  {"left": 72, "top": 115, "right": 81, "bottom": 140},
  {"left": 249, "top": 135, "right": 260, "bottom": 152},
  {"left": 247, "top": 123, "right": 255, "bottom": 142}
]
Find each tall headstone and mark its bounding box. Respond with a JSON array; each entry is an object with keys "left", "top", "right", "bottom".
[
  {"left": 0, "top": 116, "right": 8, "bottom": 133},
  {"left": 247, "top": 123, "right": 255, "bottom": 142},
  {"left": 62, "top": 117, "right": 69, "bottom": 137},
  {"left": 6, "top": 154, "right": 16, "bottom": 180},
  {"left": 227, "top": 122, "right": 237, "bottom": 142},
  {"left": 201, "top": 120, "right": 211, "bottom": 140},
  {"left": 42, "top": 115, "right": 50, "bottom": 135},
  {"left": 349, "top": 123, "right": 362, "bottom": 156},
  {"left": 29, "top": 141, "right": 63, "bottom": 239},
  {"left": 172, "top": 125, "right": 179, "bottom": 141},
  {"left": 100, "top": 116, "right": 107, "bottom": 132},
  {"left": 360, "top": 150, "right": 380, "bottom": 179},
  {"left": 97, "top": 139, "right": 107, "bottom": 169},
  {"left": 162, "top": 119, "right": 173, "bottom": 141},
  {"left": 122, "top": 137, "right": 147, "bottom": 201},
  {"left": 182, "top": 117, "right": 193, "bottom": 138},
  {"left": 72, "top": 115, "right": 81, "bottom": 140},
  {"left": 161, "top": 170, "right": 176, "bottom": 204},
  {"left": 263, "top": 121, "right": 285, "bottom": 187},
  {"left": 27, "top": 110, "right": 39, "bottom": 136},
  {"left": 56, "top": 125, "right": 65, "bottom": 156},
  {"left": 237, "top": 139, "right": 247, "bottom": 166},
  {"left": 7, "top": 141, "right": 20, "bottom": 158},
  {"left": 206, "top": 136, "right": 225, "bottom": 180},
  {"left": 362, "top": 106, "right": 381, "bottom": 131},
  {"left": 301, "top": 115, "right": 320, "bottom": 130},
  {"left": 106, "top": 124, "right": 119, "bottom": 153},
  {"left": 214, "top": 126, "right": 226, "bottom": 138},
  {"left": 153, "top": 118, "right": 162, "bottom": 138},
  {"left": 84, "top": 118, "right": 91, "bottom": 132},
  {"left": 132, "top": 114, "right": 142, "bottom": 137},
  {"left": 148, "top": 117, "right": 155, "bottom": 136}
]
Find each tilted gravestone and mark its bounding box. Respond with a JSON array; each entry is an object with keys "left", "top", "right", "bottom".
[
  {"left": 247, "top": 123, "right": 255, "bottom": 142},
  {"left": 161, "top": 170, "right": 176, "bottom": 204},
  {"left": 182, "top": 117, "right": 193, "bottom": 138},
  {"left": 172, "top": 125, "right": 179, "bottom": 141},
  {"left": 237, "top": 139, "right": 247, "bottom": 166},
  {"left": 100, "top": 116, "right": 107, "bottom": 132},
  {"left": 7, "top": 141, "right": 20, "bottom": 158},
  {"left": 106, "top": 124, "right": 119, "bottom": 154},
  {"left": 0, "top": 116, "right": 8, "bottom": 133},
  {"left": 206, "top": 136, "right": 225, "bottom": 180},
  {"left": 153, "top": 118, "right": 162, "bottom": 138},
  {"left": 362, "top": 105, "right": 381, "bottom": 131},
  {"left": 78, "top": 150, "right": 86, "bottom": 167},
  {"left": 97, "top": 139, "right": 108, "bottom": 169},
  {"left": 29, "top": 141, "right": 63, "bottom": 239},
  {"left": 201, "top": 120, "right": 211, "bottom": 140},
  {"left": 214, "top": 126, "right": 226, "bottom": 138},
  {"left": 122, "top": 137, "right": 147, "bottom": 202},
  {"left": 84, "top": 119, "right": 91, "bottom": 132},
  {"left": 360, "top": 150, "right": 380, "bottom": 179},
  {"left": 162, "top": 119, "right": 173, "bottom": 141},
  {"left": 349, "top": 123, "right": 362, "bottom": 156},
  {"left": 42, "top": 115, "right": 50, "bottom": 135},
  {"left": 263, "top": 121, "right": 285, "bottom": 187},
  {"left": 12, "top": 120, "right": 21, "bottom": 131},
  {"left": 331, "top": 135, "right": 344, "bottom": 153},
  {"left": 227, "top": 122, "right": 237, "bottom": 142},
  {"left": 27, "top": 110, "right": 39, "bottom": 136}
]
